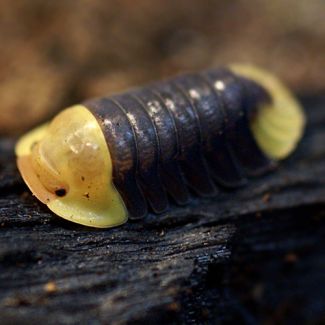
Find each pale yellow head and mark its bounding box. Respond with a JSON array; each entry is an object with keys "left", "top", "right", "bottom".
[
  {"left": 230, "top": 64, "right": 305, "bottom": 160},
  {"left": 15, "top": 105, "right": 127, "bottom": 228}
]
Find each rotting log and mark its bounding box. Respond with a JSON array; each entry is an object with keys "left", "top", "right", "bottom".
[{"left": 0, "top": 96, "right": 324, "bottom": 324}]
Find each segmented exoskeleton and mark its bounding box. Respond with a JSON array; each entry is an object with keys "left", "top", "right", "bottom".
[
  {"left": 85, "top": 68, "right": 279, "bottom": 219},
  {"left": 16, "top": 65, "right": 305, "bottom": 228}
]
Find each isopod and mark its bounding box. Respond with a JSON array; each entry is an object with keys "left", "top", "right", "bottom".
[{"left": 15, "top": 65, "right": 305, "bottom": 228}]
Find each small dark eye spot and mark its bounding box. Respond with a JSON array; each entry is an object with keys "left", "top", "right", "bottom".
[{"left": 55, "top": 189, "right": 67, "bottom": 197}]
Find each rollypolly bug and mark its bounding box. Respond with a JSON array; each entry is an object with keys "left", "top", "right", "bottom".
[{"left": 16, "top": 65, "right": 305, "bottom": 228}]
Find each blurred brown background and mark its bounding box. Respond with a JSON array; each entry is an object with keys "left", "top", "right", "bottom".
[{"left": 0, "top": 0, "right": 324, "bottom": 135}]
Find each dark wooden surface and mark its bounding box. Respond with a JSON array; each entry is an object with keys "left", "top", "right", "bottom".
[{"left": 0, "top": 96, "right": 324, "bottom": 324}]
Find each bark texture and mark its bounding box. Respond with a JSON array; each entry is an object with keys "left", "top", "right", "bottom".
[{"left": 0, "top": 96, "right": 324, "bottom": 324}]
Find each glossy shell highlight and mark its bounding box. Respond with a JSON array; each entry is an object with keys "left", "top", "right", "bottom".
[
  {"left": 16, "top": 105, "right": 127, "bottom": 228},
  {"left": 16, "top": 65, "right": 305, "bottom": 228}
]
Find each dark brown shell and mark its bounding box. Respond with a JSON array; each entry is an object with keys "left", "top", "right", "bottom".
[{"left": 84, "top": 67, "right": 275, "bottom": 219}]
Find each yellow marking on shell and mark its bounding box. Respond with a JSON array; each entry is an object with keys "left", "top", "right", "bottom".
[
  {"left": 230, "top": 64, "right": 305, "bottom": 160},
  {"left": 16, "top": 105, "right": 127, "bottom": 228}
]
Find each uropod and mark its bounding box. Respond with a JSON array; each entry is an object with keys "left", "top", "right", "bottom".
[{"left": 16, "top": 65, "right": 305, "bottom": 228}]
